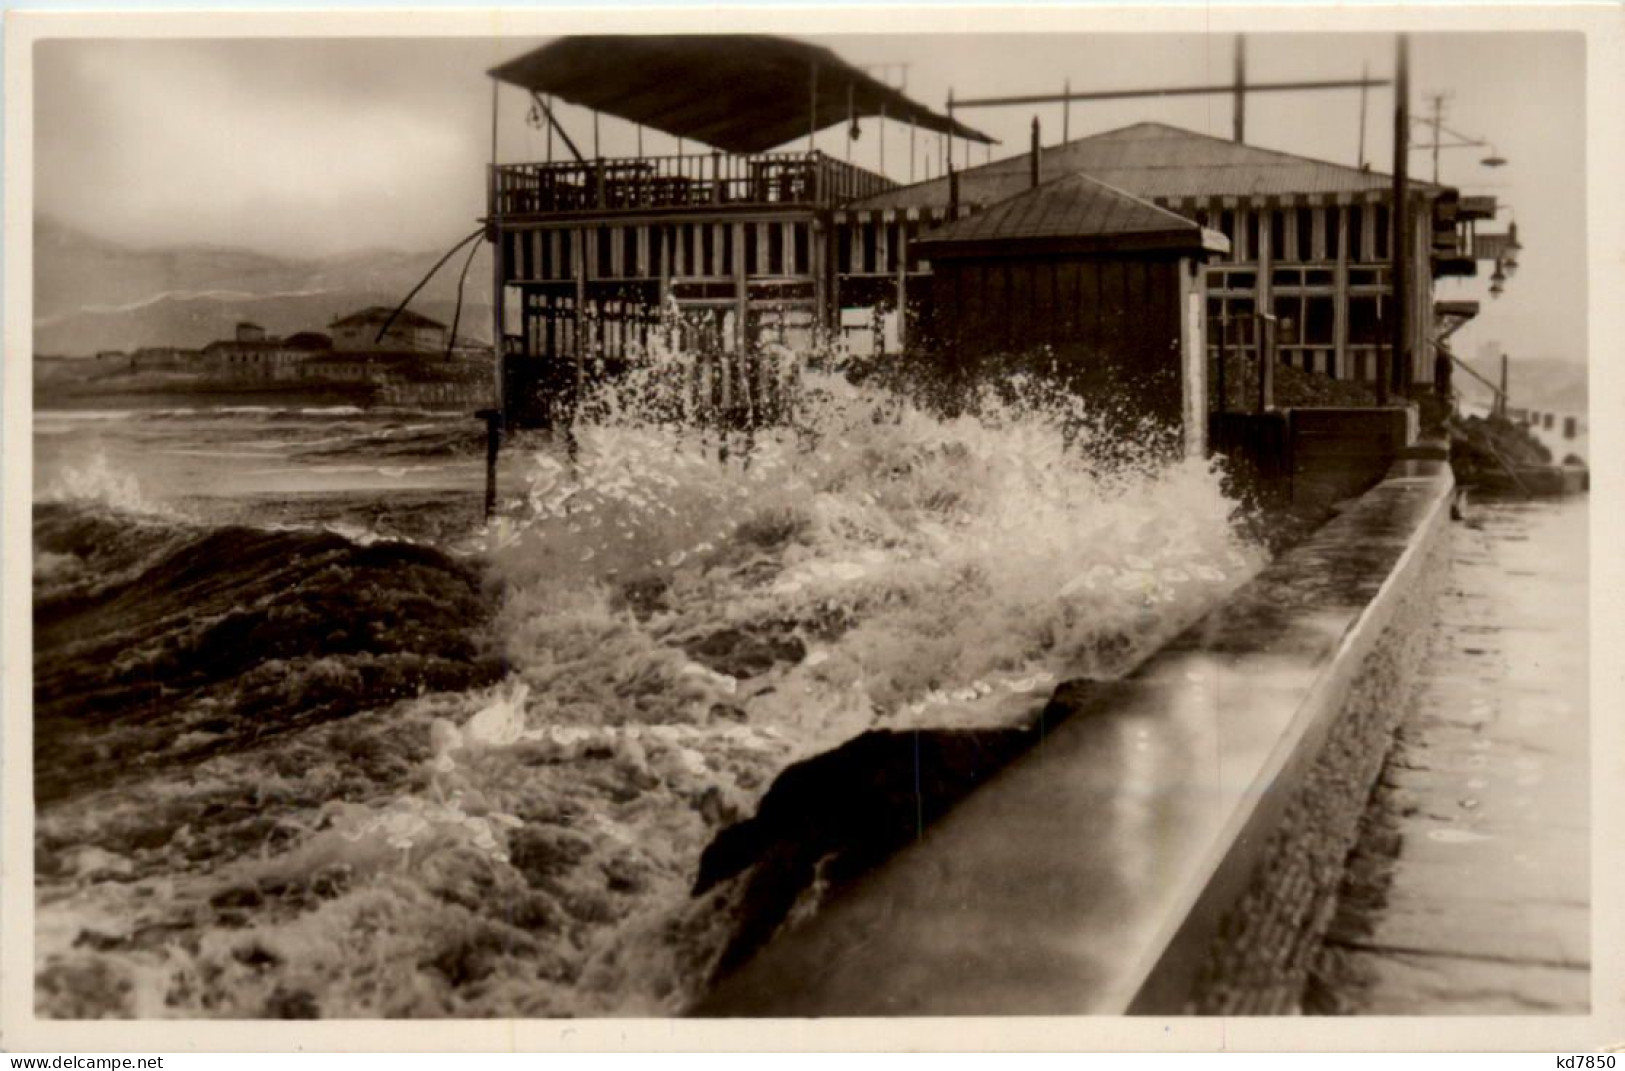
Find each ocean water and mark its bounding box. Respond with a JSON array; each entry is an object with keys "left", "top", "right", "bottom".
[{"left": 33, "top": 380, "right": 1267, "bottom": 1018}]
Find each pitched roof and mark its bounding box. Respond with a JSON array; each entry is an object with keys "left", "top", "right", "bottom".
[
  {"left": 329, "top": 306, "right": 447, "bottom": 331},
  {"left": 489, "top": 36, "right": 992, "bottom": 155},
  {"left": 914, "top": 172, "right": 1229, "bottom": 258},
  {"left": 853, "top": 121, "right": 1442, "bottom": 213}
]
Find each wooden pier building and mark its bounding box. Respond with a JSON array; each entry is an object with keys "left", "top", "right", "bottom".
[
  {"left": 847, "top": 121, "right": 1505, "bottom": 396},
  {"left": 483, "top": 38, "right": 1505, "bottom": 445},
  {"left": 484, "top": 35, "right": 992, "bottom": 427}
]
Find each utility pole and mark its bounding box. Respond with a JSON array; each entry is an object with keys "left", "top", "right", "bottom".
[
  {"left": 1387, "top": 33, "right": 1410, "bottom": 403},
  {"left": 1030, "top": 116, "right": 1042, "bottom": 188},
  {"left": 1425, "top": 92, "right": 1450, "bottom": 183},
  {"left": 1233, "top": 35, "right": 1247, "bottom": 143},
  {"left": 1357, "top": 63, "right": 1369, "bottom": 168}
]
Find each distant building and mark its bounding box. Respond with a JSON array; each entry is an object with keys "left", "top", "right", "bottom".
[
  {"left": 130, "top": 346, "right": 203, "bottom": 373},
  {"left": 203, "top": 330, "right": 329, "bottom": 382},
  {"left": 284, "top": 331, "right": 333, "bottom": 351},
  {"left": 329, "top": 307, "right": 448, "bottom": 355}
]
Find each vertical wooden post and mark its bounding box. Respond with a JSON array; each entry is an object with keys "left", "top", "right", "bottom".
[
  {"left": 1357, "top": 63, "right": 1369, "bottom": 169},
  {"left": 1179, "top": 257, "right": 1208, "bottom": 459},
  {"left": 1030, "top": 116, "right": 1042, "bottom": 188},
  {"left": 812, "top": 217, "right": 828, "bottom": 347},
  {"left": 1215, "top": 311, "right": 1228, "bottom": 415},
  {"left": 879, "top": 103, "right": 887, "bottom": 176},
  {"left": 896, "top": 227, "right": 910, "bottom": 353},
  {"left": 489, "top": 77, "right": 506, "bottom": 420},
  {"left": 1499, "top": 353, "right": 1509, "bottom": 417},
  {"left": 1258, "top": 313, "right": 1276, "bottom": 413},
  {"left": 479, "top": 408, "right": 502, "bottom": 520},
  {"left": 659, "top": 226, "right": 672, "bottom": 304},
  {"left": 730, "top": 222, "right": 747, "bottom": 415},
  {"left": 809, "top": 60, "right": 819, "bottom": 151},
  {"left": 1256, "top": 199, "right": 1273, "bottom": 393},
  {"left": 1232, "top": 35, "right": 1247, "bottom": 143},
  {"left": 1333, "top": 203, "right": 1350, "bottom": 379},
  {"left": 1386, "top": 33, "right": 1410, "bottom": 405},
  {"left": 573, "top": 230, "right": 587, "bottom": 397}
]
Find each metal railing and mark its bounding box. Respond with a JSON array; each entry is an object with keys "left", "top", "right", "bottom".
[{"left": 491, "top": 150, "right": 894, "bottom": 217}]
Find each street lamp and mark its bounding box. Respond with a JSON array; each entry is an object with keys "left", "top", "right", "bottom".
[
  {"left": 1410, "top": 102, "right": 1506, "bottom": 182},
  {"left": 1503, "top": 220, "right": 1522, "bottom": 275}
]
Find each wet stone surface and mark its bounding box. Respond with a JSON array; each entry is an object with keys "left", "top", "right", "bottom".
[{"left": 1309, "top": 496, "right": 1589, "bottom": 1015}]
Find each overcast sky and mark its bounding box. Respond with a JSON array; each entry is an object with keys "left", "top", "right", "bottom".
[{"left": 34, "top": 31, "right": 1585, "bottom": 364}]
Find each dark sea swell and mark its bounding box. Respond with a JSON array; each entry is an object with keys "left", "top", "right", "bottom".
[{"left": 33, "top": 500, "right": 504, "bottom": 805}]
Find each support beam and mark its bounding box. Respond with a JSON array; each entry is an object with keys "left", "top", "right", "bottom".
[
  {"left": 530, "top": 91, "right": 583, "bottom": 163},
  {"left": 954, "top": 76, "right": 1389, "bottom": 111}
]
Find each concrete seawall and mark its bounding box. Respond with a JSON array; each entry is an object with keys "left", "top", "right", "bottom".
[{"left": 694, "top": 452, "right": 1456, "bottom": 1016}]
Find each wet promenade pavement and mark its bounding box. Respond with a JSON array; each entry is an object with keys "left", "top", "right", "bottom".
[{"left": 1313, "top": 495, "right": 1590, "bottom": 1014}]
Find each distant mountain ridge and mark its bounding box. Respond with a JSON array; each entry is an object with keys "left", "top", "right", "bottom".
[{"left": 33, "top": 217, "right": 493, "bottom": 356}]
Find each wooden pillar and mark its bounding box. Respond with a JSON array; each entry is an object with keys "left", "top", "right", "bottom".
[
  {"left": 730, "top": 222, "right": 747, "bottom": 412},
  {"left": 573, "top": 230, "right": 587, "bottom": 393},
  {"left": 812, "top": 217, "right": 829, "bottom": 346},
  {"left": 1387, "top": 33, "right": 1410, "bottom": 403},
  {"left": 1256, "top": 200, "right": 1273, "bottom": 397},
  {"left": 896, "top": 229, "right": 910, "bottom": 353},
  {"left": 1179, "top": 256, "right": 1208, "bottom": 459},
  {"left": 1333, "top": 203, "right": 1350, "bottom": 380},
  {"left": 489, "top": 78, "right": 506, "bottom": 417},
  {"left": 1259, "top": 314, "right": 1276, "bottom": 413},
  {"left": 659, "top": 226, "right": 673, "bottom": 303},
  {"left": 1233, "top": 35, "right": 1248, "bottom": 144},
  {"left": 1414, "top": 203, "right": 1432, "bottom": 386}
]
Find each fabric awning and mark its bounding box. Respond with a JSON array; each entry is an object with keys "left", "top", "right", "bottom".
[{"left": 489, "top": 35, "right": 995, "bottom": 154}]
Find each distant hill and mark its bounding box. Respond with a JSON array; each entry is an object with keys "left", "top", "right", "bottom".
[
  {"left": 33, "top": 217, "right": 493, "bottom": 356},
  {"left": 1454, "top": 354, "right": 1588, "bottom": 415}
]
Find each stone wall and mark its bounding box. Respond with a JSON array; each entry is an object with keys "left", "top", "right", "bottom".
[
  {"left": 694, "top": 453, "right": 1456, "bottom": 1017},
  {"left": 1183, "top": 509, "right": 1451, "bottom": 1013}
]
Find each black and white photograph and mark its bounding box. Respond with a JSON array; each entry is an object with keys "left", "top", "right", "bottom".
[{"left": 3, "top": 4, "right": 1621, "bottom": 1051}]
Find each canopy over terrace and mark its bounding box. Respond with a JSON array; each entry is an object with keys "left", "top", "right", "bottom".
[{"left": 487, "top": 35, "right": 995, "bottom": 154}]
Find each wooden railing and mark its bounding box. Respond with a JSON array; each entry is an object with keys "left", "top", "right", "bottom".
[{"left": 491, "top": 150, "right": 894, "bottom": 217}]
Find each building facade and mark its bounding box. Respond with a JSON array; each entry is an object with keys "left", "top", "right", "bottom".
[
  {"left": 846, "top": 122, "right": 1497, "bottom": 391},
  {"left": 330, "top": 307, "right": 449, "bottom": 354},
  {"left": 481, "top": 37, "right": 1506, "bottom": 430}
]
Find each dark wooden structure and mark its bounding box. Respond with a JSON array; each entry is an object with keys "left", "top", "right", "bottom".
[
  {"left": 483, "top": 36, "right": 993, "bottom": 427},
  {"left": 914, "top": 173, "right": 1229, "bottom": 457},
  {"left": 848, "top": 121, "right": 1502, "bottom": 395},
  {"left": 479, "top": 39, "right": 1512, "bottom": 445}
]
